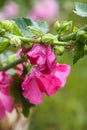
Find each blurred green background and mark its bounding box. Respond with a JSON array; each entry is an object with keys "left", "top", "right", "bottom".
[{"left": 0, "top": 0, "right": 87, "bottom": 130}]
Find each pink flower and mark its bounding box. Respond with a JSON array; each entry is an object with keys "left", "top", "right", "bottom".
[
  {"left": 22, "top": 44, "right": 56, "bottom": 69},
  {"left": 27, "top": 0, "right": 58, "bottom": 21},
  {"left": 0, "top": 72, "right": 14, "bottom": 119},
  {"left": 0, "top": 1, "right": 19, "bottom": 20},
  {"left": 22, "top": 44, "right": 70, "bottom": 104},
  {"left": 22, "top": 64, "right": 70, "bottom": 104}
]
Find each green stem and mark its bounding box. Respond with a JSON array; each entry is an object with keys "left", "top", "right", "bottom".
[
  {"left": 19, "top": 36, "right": 41, "bottom": 43},
  {"left": 0, "top": 58, "right": 24, "bottom": 71},
  {"left": 53, "top": 41, "right": 74, "bottom": 46},
  {"left": 61, "top": 25, "right": 87, "bottom": 41},
  {"left": 4, "top": 34, "right": 73, "bottom": 46}
]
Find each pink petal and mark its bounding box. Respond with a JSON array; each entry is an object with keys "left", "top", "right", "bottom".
[
  {"left": 0, "top": 101, "right": 5, "bottom": 119},
  {"left": 37, "top": 75, "right": 62, "bottom": 96},
  {"left": 0, "top": 92, "right": 14, "bottom": 112},
  {"left": 22, "top": 76, "right": 43, "bottom": 104},
  {"left": 53, "top": 64, "right": 71, "bottom": 87}
]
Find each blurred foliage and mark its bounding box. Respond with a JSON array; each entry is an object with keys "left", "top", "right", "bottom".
[{"left": 0, "top": 0, "right": 6, "bottom": 8}]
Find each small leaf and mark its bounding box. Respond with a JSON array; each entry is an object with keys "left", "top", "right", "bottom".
[
  {"left": 13, "top": 18, "right": 33, "bottom": 36},
  {"left": 73, "top": 2, "right": 87, "bottom": 17},
  {"left": 0, "top": 38, "right": 10, "bottom": 53},
  {"left": 13, "top": 23, "right": 22, "bottom": 36},
  {"left": 28, "top": 26, "right": 44, "bottom": 37},
  {"left": 73, "top": 26, "right": 78, "bottom": 32},
  {"left": 73, "top": 41, "right": 85, "bottom": 64},
  {"left": 10, "top": 75, "right": 34, "bottom": 117},
  {"left": 13, "top": 17, "right": 49, "bottom": 36},
  {"left": 35, "top": 20, "right": 49, "bottom": 33}
]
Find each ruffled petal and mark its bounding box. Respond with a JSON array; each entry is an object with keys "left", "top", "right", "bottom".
[
  {"left": 37, "top": 75, "right": 62, "bottom": 96},
  {"left": 22, "top": 76, "right": 43, "bottom": 104},
  {"left": 53, "top": 64, "right": 71, "bottom": 87}
]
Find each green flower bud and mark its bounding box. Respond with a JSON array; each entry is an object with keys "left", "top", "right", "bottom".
[
  {"left": 76, "top": 30, "right": 87, "bottom": 43},
  {"left": 42, "top": 33, "right": 55, "bottom": 44},
  {"left": 21, "top": 42, "right": 32, "bottom": 49},
  {"left": 54, "top": 21, "right": 61, "bottom": 31},
  {"left": 0, "top": 29, "right": 5, "bottom": 35},
  {"left": 3, "top": 20, "right": 14, "bottom": 32},
  {"left": 10, "top": 37, "right": 21, "bottom": 47},
  {"left": 54, "top": 46, "right": 65, "bottom": 56},
  {"left": 20, "top": 52, "right": 27, "bottom": 61},
  {"left": 61, "top": 21, "right": 72, "bottom": 33},
  {"left": 27, "top": 26, "right": 44, "bottom": 37}
]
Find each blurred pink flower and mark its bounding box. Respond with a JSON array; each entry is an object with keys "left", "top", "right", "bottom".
[
  {"left": 0, "top": 72, "right": 14, "bottom": 119},
  {"left": 22, "top": 63, "right": 70, "bottom": 104},
  {"left": 27, "top": 0, "right": 58, "bottom": 21},
  {"left": 0, "top": 1, "right": 19, "bottom": 20}
]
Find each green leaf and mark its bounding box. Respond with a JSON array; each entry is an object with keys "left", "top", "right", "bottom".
[
  {"left": 12, "top": 23, "right": 22, "bottom": 36},
  {"left": 35, "top": 20, "right": 49, "bottom": 34},
  {"left": 28, "top": 26, "right": 44, "bottom": 37},
  {"left": 73, "top": 2, "right": 87, "bottom": 17},
  {"left": 13, "top": 17, "right": 49, "bottom": 36},
  {"left": 10, "top": 75, "right": 34, "bottom": 117},
  {"left": 0, "top": 38, "right": 10, "bottom": 53},
  {"left": 73, "top": 42, "right": 85, "bottom": 64}
]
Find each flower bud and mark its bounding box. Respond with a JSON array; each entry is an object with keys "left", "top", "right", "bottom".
[
  {"left": 10, "top": 37, "right": 21, "bottom": 47},
  {"left": 42, "top": 33, "right": 55, "bottom": 44},
  {"left": 21, "top": 42, "right": 32, "bottom": 49},
  {"left": 54, "top": 21, "right": 61, "bottom": 31},
  {"left": 27, "top": 26, "right": 44, "bottom": 37},
  {"left": 3, "top": 20, "right": 14, "bottom": 32},
  {"left": 0, "top": 28, "right": 5, "bottom": 35},
  {"left": 76, "top": 30, "right": 87, "bottom": 43},
  {"left": 61, "top": 21, "right": 72, "bottom": 33},
  {"left": 54, "top": 46, "right": 65, "bottom": 56},
  {"left": 20, "top": 52, "right": 27, "bottom": 61}
]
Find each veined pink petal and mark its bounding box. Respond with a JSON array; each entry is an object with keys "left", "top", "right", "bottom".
[
  {"left": 22, "top": 76, "right": 43, "bottom": 104},
  {"left": 52, "top": 64, "right": 71, "bottom": 87},
  {"left": 37, "top": 75, "right": 61, "bottom": 96}
]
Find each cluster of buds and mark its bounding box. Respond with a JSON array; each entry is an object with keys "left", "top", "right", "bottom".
[
  {"left": 54, "top": 20, "right": 72, "bottom": 33},
  {"left": 0, "top": 19, "right": 14, "bottom": 34}
]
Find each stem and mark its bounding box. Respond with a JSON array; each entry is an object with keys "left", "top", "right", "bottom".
[
  {"left": 61, "top": 25, "right": 87, "bottom": 41},
  {"left": 4, "top": 34, "right": 73, "bottom": 46},
  {"left": 19, "top": 36, "right": 41, "bottom": 43},
  {"left": 53, "top": 41, "right": 74, "bottom": 46},
  {"left": 0, "top": 58, "right": 24, "bottom": 71}
]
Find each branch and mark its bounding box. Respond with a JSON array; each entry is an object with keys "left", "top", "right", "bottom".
[
  {"left": 61, "top": 25, "right": 87, "bottom": 41},
  {"left": 0, "top": 58, "right": 24, "bottom": 71}
]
